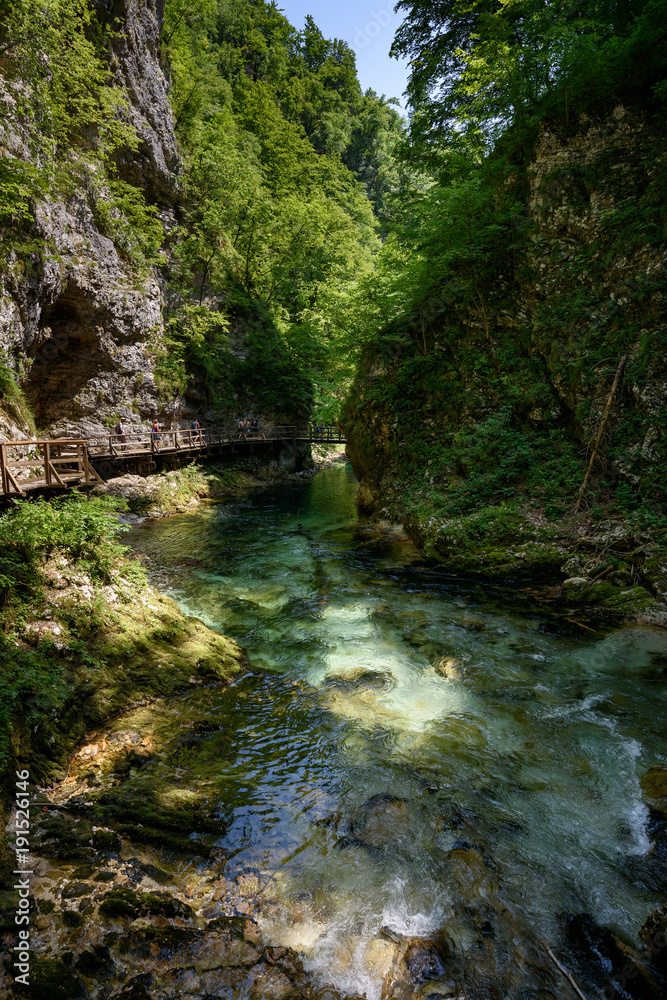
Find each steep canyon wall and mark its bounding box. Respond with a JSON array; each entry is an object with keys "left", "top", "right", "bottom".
[
  {"left": 0, "top": 0, "right": 182, "bottom": 441},
  {"left": 345, "top": 105, "right": 667, "bottom": 615}
]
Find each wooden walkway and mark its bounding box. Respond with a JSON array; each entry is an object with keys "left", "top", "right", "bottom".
[{"left": 0, "top": 425, "right": 346, "bottom": 496}]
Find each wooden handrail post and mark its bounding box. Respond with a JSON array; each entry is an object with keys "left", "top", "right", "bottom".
[
  {"left": 44, "top": 443, "right": 51, "bottom": 486},
  {"left": 0, "top": 443, "right": 7, "bottom": 495}
]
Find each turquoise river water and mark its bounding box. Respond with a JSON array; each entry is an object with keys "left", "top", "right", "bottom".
[{"left": 128, "top": 462, "right": 667, "bottom": 999}]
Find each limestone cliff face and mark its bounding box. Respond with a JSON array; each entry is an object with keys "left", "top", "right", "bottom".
[
  {"left": 346, "top": 105, "right": 667, "bottom": 512},
  {"left": 0, "top": 0, "right": 178, "bottom": 439},
  {"left": 101, "top": 0, "right": 180, "bottom": 204}
]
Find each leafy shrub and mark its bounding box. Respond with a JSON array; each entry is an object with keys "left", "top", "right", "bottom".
[
  {"left": 93, "top": 178, "right": 165, "bottom": 274},
  {"left": 0, "top": 493, "right": 128, "bottom": 599},
  {"left": 0, "top": 360, "right": 36, "bottom": 434}
]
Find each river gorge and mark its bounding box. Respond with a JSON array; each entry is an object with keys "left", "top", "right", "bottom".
[{"left": 8, "top": 462, "right": 667, "bottom": 1000}]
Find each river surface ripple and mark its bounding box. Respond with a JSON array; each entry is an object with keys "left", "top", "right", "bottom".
[{"left": 128, "top": 463, "right": 667, "bottom": 999}]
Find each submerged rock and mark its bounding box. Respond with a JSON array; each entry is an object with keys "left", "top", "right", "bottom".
[
  {"left": 563, "top": 912, "right": 665, "bottom": 1000},
  {"left": 324, "top": 668, "right": 397, "bottom": 692},
  {"left": 418, "top": 980, "right": 456, "bottom": 997},
  {"left": 30, "top": 958, "right": 89, "bottom": 1000},
  {"left": 639, "top": 904, "right": 667, "bottom": 973},
  {"left": 434, "top": 656, "right": 463, "bottom": 681},
  {"left": 248, "top": 963, "right": 295, "bottom": 999},
  {"left": 403, "top": 939, "right": 447, "bottom": 985},
  {"left": 349, "top": 794, "right": 411, "bottom": 850},
  {"left": 641, "top": 767, "right": 667, "bottom": 816},
  {"left": 446, "top": 847, "right": 498, "bottom": 904}
]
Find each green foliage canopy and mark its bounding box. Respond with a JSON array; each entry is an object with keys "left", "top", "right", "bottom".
[{"left": 392, "top": 0, "right": 667, "bottom": 144}]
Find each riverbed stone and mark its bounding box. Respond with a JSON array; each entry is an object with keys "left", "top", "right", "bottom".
[
  {"left": 350, "top": 794, "right": 411, "bottom": 849},
  {"left": 154, "top": 966, "right": 203, "bottom": 993},
  {"left": 115, "top": 972, "right": 154, "bottom": 998},
  {"left": 74, "top": 944, "right": 115, "bottom": 980},
  {"left": 639, "top": 904, "right": 667, "bottom": 971},
  {"left": 247, "top": 963, "right": 295, "bottom": 999},
  {"left": 641, "top": 767, "right": 667, "bottom": 815},
  {"left": 30, "top": 957, "right": 89, "bottom": 1000},
  {"left": 403, "top": 939, "right": 447, "bottom": 984},
  {"left": 194, "top": 934, "right": 259, "bottom": 974},
  {"left": 62, "top": 908, "right": 84, "bottom": 927},
  {"left": 418, "top": 979, "right": 456, "bottom": 997},
  {"left": 62, "top": 880, "right": 94, "bottom": 899},
  {"left": 325, "top": 668, "right": 397, "bottom": 692},
  {"left": 434, "top": 656, "right": 463, "bottom": 681},
  {"left": 447, "top": 847, "right": 498, "bottom": 903}
]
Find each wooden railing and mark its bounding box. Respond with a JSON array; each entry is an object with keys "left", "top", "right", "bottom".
[
  {"left": 0, "top": 440, "right": 103, "bottom": 496},
  {"left": 86, "top": 425, "right": 346, "bottom": 456},
  {"left": 307, "top": 424, "right": 346, "bottom": 442},
  {"left": 86, "top": 428, "right": 215, "bottom": 457},
  {"left": 0, "top": 426, "right": 346, "bottom": 495}
]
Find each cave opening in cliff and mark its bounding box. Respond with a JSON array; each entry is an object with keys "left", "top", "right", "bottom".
[{"left": 26, "top": 286, "right": 114, "bottom": 431}]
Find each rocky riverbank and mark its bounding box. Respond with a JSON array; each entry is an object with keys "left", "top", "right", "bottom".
[
  {"left": 347, "top": 470, "right": 667, "bottom": 627},
  {"left": 0, "top": 496, "right": 244, "bottom": 893},
  {"left": 342, "top": 100, "right": 667, "bottom": 630}
]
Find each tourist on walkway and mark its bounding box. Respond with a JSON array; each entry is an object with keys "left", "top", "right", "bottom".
[
  {"left": 191, "top": 417, "right": 202, "bottom": 444},
  {"left": 151, "top": 419, "right": 161, "bottom": 451},
  {"left": 114, "top": 419, "right": 126, "bottom": 452}
]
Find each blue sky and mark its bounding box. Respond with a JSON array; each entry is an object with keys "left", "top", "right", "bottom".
[{"left": 277, "top": 1, "right": 410, "bottom": 113}]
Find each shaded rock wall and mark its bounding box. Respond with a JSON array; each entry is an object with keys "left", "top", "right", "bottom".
[{"left": 346, "top": 105, "right": 667, "bottom": 511}]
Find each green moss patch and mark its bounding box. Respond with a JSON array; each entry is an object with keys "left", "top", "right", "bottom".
[{"left": 28, "top": 958, "right": 88, "bottom": 1000}]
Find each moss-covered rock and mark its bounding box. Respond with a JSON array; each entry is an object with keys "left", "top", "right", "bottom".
[
  {"left": 74, "top": 945, "right": 115, "bottom": 980},
  {"left": 29, "top": 958, "right": 89, "bottom": 1000},
  {"left": 32, "top": 814, "right": 94, "bottom": 861},
  {"left": 95, "top": 463, "right": 290, "bottom": 519},
  {"left": 404, "top": 507, "right": 567, "bottom": 580},
  {"left": 98, "top": 888, "right": 142, "bottom": 919},
  {"left": 1, "top": 544, "right": 244, "bottom": 887},
  {"left": 93, "top": 828, "right": 122, "bottom": 853},
  {"left": 3, "top": 573, "right": 243, "bottom": 786},
  {"left": 99, "top": 887, "right": 195, "bottom": 920}
]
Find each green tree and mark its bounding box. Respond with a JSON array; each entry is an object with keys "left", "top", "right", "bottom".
[{"left": 392, "top": 0, "right": 667, "bottom": 144}]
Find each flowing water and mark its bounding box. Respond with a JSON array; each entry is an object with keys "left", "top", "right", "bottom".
[{"left": 128, "top": 462, "right": 667, "bottom": 998}]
